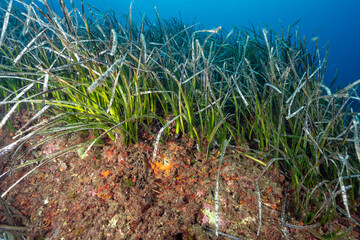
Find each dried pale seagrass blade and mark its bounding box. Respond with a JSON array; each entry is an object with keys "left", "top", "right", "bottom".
[
  {"left": 87, "top": 56, "right": 126, "bottom": 93},
  {"left": 0, "top": 0, "right": 13, "bottom": 47}
]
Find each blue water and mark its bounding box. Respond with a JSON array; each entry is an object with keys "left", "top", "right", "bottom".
[{"left": 55, "top": 0, "right": 360, "bottom": 89}]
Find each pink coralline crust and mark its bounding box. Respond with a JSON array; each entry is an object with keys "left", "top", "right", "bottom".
[
  {"left": 203, "top": 203, "right": 214, "bottom": 210},
  {"left": 43, "top": 139, "right": 62, "bottom": 156},
  {"left": 202, "top": 214, "right": 210, "bottom": 225},
  {"left": 196, "top": 190, "right": 205, "bottom": 197},
  {"left": 202, "top": 203, "right": 228, "bottom": 226}
]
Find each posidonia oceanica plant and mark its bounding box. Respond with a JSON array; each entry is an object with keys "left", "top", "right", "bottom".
[{"left": 0, "top": 0, "right": 359, "bottom": 236}]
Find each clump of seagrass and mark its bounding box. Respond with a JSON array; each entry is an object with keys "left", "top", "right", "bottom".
[{"left": 0, "top": 0, "right": 359, "bottom": 238}]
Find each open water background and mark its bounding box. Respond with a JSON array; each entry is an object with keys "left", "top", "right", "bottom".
[{"left": 48, "top": 0, "right": 360, "bottom": 90}]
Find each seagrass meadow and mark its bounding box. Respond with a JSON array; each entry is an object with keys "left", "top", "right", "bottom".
[{"left": 0, "top": 0, "right": 360, "bottom": 239}]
